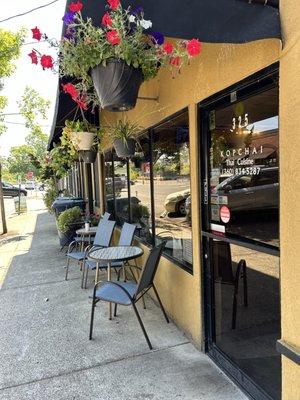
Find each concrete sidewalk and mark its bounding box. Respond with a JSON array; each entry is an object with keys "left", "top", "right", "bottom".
[{"left": 0, "top": 199, "right": 247, "bottom": 400}]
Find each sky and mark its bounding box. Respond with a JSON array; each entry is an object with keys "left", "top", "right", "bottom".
[{"left": 0, "top": 0, "right": 67, "bottom": 156}]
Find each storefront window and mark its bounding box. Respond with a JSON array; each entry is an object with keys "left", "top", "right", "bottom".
[
  {"left": 129, "top": 133, "right": 153, "bottom": 244},
  {"left": 104, "top": 153, "right": 115, "bottom": 218},
  {"left": 93, "top": 156, "right": 100, "bottom": 207},
  {"left": 103, "top": 111, "right": 192, "bottom": 270},
  {"left": 209, "top": 87, "right": 279, "bottom": 247},
  {"left": 152, "top": 111, "right": 193, "bottom": 268}
]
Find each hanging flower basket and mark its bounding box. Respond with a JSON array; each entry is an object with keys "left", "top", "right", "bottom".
[
  {"left": 114, "top": 138, "right": 136, "bottom": 158},
  {"left": 80, "top": 150, "right": 97, "bottom": 163},
  {"left": 70, "top": 131, "right": 94, "bottom": 151},
  {"left": 91, "top": 60, "right": 143, "bottom": 112},
  {"left": 28, "top": 1, "right": 202, "bottom": 113}
]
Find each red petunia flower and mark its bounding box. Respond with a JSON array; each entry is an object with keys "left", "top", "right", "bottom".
[
  {"left": 169, "top": 56, "right": 181, "bottom": 67},
  {"left": 31, "top": 27, "right": 42, "bottom": 41},
  {"left": 28, "top": 50, "right": 38, "bottom": 65},
  {"left": 163, "top": 42, "right": 173, "bottom": 55},
  {"left": 68, "top": 1, "right": 83, "bottom": 13},
  {"left": 102, "top": 12, "right": 112, "bottom": 27},
  {"left": 62, "top": 83, "right": 79, "bottom": 100},
  {"left": 40, "top": 55, "right": 53, "bottom": 69},
  {"left": 106, "top": 30, "right": 120, "bottom": 45},
  {"left": 107, "top": 0, "right": 120, "bottom": 10},
  {"left": 187, "top": 39, "right": 202, "bottom": 57}
]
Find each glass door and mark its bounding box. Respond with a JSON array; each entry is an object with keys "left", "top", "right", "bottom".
[{"left": 200, "top": 65, "right": 281, "bottom": 400}]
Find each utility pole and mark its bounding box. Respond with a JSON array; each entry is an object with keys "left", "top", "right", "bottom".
[{"left": 0, "top": 162, "right": 7, "bottom": 234}]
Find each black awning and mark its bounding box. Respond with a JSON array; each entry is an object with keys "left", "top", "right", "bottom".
[
  {"left": 79, "top": 0, "right": 280, "bottom": 44},
  {"left": 48, "top": 0, "right": 280, "bottom": 150}
]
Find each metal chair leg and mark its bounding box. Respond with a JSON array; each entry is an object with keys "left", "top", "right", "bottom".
[
  {"left": 65, "top": 257, "right": 70, "bottom": 281},
  {"left": 89, "top": 298, "right": 96, "bottom": 340},
  {"left": 152, "top": 285, "right": 169, "bottom": 323},
  {"left": 132, "top": 302, "right": 152, "bottom": 350},
  {"left": 114, "top": 303, "right": 118, "bottom": 317},
  {"left": 81, "top": 260, "right": 86, "bottom": 289},
  {"left": 232, "top": 281, "right": 239, "bottom": 329},
  {"left": 84, "top": 266, "right": 89, "bottom": 289},
  {"left": 243, "top": 262, "right": 248, "bottom": 307}
]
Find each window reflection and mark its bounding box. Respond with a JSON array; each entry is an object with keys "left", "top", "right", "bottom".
[
  {"left": 210, "top": 87, "right": 279, "bottom": 246},
  {"left": 129, "top": 134, "right": 153, "bottom": 244},
  {"left": 212, "top": 240, "right": 281, "bottom": 399},
  {"left": 153, "top": 111, "right": 193, "bottom": 267}
]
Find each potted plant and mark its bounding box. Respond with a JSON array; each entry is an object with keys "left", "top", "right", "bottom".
[
  {"left": 56, "top": 206, "right": 83, "bottom": 247},
  {"left": 109, "top": 119, "right": 141, "bottom": 158},
  {"left": 63, "top": 120, "right": 98, "bottom": 151},
  {"left": 29, "top": 1, "right": 202, "bottom": 112}
]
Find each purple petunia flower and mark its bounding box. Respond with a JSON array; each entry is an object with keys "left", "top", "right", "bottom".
[
  {"left": 62, "top": 11, "right": 75, "bottom": 25},
  {"left": 64, "top": 27, "right": 76, "bottom": 40},
  {"left": 151, "top": 32, "right": 164, "bottom": 45}
]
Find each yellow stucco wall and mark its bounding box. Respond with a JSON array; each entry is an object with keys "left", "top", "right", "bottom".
[
  {"left": 100, "top": 39, "right": 280, "bottom": 345},
  {"left": 279, "top": 1, "right": 300, "bottom": 398}
]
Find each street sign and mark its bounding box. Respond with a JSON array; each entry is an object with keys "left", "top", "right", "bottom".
[{"left": 27, "top": 171, "right": 34, "bottom": 180}]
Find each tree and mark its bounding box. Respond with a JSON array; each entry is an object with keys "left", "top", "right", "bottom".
[
  {"left": 5, "top": 87, "right": 50, "bottom": 183},
  {"left": 0, "top": 28, "right": 25, "bottom": 234},
  {"left": 7, "top": 145, "right": 40, "bottom": 181}
]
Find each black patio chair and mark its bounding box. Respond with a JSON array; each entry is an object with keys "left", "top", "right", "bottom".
[
  {"left": 82, "top": 222, "right": 136, "bottom": 288},
  {"left": 65, "top": 219, "right": 116, "bottom": 280},
  {"left": 212, "top": 240, "right": 248, "bottom": 329},
  {"left": 89, "top": 242, "right": 169, "bottom": 350}
]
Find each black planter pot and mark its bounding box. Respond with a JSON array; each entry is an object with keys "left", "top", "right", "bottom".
[
  {"left": 57, "top": 228, "right": 77, "bottom": 247},
  {"left": 114, "top": 138, "right": 136, "bottom": 158},
  {"left": 91, "top": 60, "right": 143, "bottom": 111},
  {"left": 80, "top": 150, "right": 97, "bottom": 163}
]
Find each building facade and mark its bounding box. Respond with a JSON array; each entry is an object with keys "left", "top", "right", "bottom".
[{"left": 57, "top": 1, "right": 300, "bottom": 399}]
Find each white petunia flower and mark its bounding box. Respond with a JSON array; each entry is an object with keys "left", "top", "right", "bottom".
[
  {"left": 139, "top": 19, "right": 152, "bottom": 29},
  {"left": 129, "top": 15, "right": 136, "bottom": 23}
]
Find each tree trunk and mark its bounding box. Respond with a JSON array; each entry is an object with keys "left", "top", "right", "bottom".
[{"left": 0, "top": 162, "right": 7, "bottom": 234}]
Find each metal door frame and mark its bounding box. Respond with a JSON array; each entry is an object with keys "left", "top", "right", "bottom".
[{"left": 199, "top": 63, "right": 280, "bottom": 400}]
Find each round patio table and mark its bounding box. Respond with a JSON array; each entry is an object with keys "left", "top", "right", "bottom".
[
  {"left": 76, "top": 226, "right": 98, "bottom": 250},
  {"left": 88, "top": 245, "right": 144, "bottom": 319}
]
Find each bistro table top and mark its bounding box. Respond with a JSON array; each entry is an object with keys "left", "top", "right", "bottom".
[
  {"left": 88, "top": 246, "right": 143, "bottom": 263},
  {"left": 76, "top": 226, "right": 98, "bottom": 236}
]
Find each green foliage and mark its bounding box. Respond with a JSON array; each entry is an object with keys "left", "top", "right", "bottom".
[
  {"left": 7, "top": 145, "right": 40, "bottom": 181},
  {"left": 43, "top": 183, "right": 59, "bottom": 213},
  {"left": 109, "top": 119, "right": 141, "bottom": 144},
  {"left": 130, "top": 203, "right": 150, "bottom": 224},
  {"left": 0, "top": 28, "right": 25, "bottom": 78},
  {"left": 57, "top": 206, "right": 83, "bottom": 233},
  {"left": 18, "top": 86, "right": 50, "bottom": 129}
]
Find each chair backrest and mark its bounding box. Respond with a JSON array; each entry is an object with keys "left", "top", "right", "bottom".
[
  {"left": 135, "top": 242, "right": 165, "bottom": 297},
  {"left": 94, "top": 219, "right": 116, "bottom": 247},
  {"left": 118, "top": 223, "right": 136, "bottom": 246},
  {"left": 102, "top": 212, "right": 111, "bottom": 222},
  {"left": 212, "top": 240, "right": 234, "bottom": 284}
]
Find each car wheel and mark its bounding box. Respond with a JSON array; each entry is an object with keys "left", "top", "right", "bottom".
[{"left": 177, "top": 200, "right": 186, "bottom": 216}]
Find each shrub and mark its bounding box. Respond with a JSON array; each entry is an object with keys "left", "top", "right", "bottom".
[
  {"left": 57, "top": 206, "right": 83, "bottom": 233},
  {"left": 43, "top": 184, "right": 59, "bottom": 213}
]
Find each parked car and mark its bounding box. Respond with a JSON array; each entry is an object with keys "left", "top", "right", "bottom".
[
  {"left": 2, "top": 182, "right": 27, "bottom": 197},
  {"left": 164, "top": 188, "right": 190, "bottom": 215},
  {"left": 25, "top": 181, "right": 35, "bottom": 190},
  {"left": 213, "top": 166, "right": 279, "bottom": 213}
]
